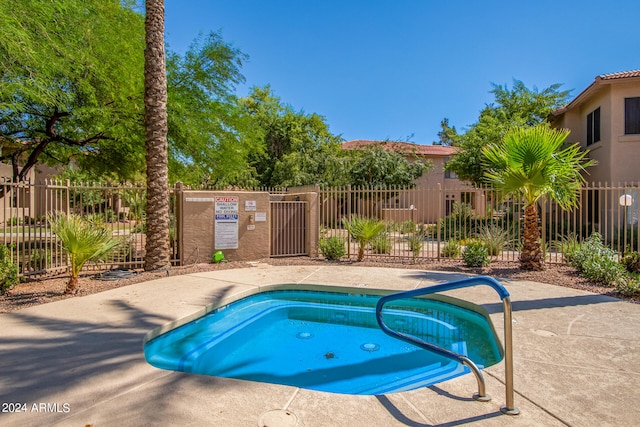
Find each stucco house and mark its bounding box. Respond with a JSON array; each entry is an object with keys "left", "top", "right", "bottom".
[
  {"left": 549, "top": 70, "right": 640, "bottom": 184},
  {"left": 340, "top": 140, "right": 482, "bottom": 223}
]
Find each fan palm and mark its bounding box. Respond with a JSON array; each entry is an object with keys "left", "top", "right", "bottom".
[
  {"left": 483, "top": 125, "right": 595, "bottom": 270},
  {"left": 342, "top": 216, "right": 385, "bottom": 261},
  {"left": 49, "top": 214, "right": 121, "bottom": 294}
]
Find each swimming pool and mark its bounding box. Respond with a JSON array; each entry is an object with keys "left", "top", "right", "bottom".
[{"left": 144, "top": 286, "right": 503, "bottom": 395}]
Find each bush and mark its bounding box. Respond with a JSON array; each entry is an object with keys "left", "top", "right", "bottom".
[
  {"left": 478, "top": 224, "right": 513, "bottom": 256},
  {"left": 0, "top": 245, "right": 19, "bottom": 294},
  {"left": 406, "top": 234, "right": 424, "bottom": 263},
  {"left": 621, "top": 251, "right": 640, "bottom": 274},
  {"left": 441, "top": 240, "right": 460, "bottom": 258},
  {"left": 568, "top": 233, "right": 627, "bottom": 287},
  {"left": 439, "top": 203, "right": 477, "bottom": 241},
  {"left": 553, "top": 233, "right": 581, "bottom": 263},
  {"left": 371, "top": 233, "right": 392, "bottom": 254},
  {"left": 318, "top": 236, "right": 346, "bottom": 260},
  {"left": 616, "top": 274, "right": 640, "bottom": 296},
  {"left": 462, "top": 241, "right": 490, "bottom": 267}
]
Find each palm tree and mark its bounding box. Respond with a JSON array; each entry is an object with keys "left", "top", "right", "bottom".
[
  {"left": 342, "top": 216, "right": 386, "bottom": 261},
  {"left": 483, "top": 125, "right": 595, "bottom": 270},
  {"left": 144, "top": 0, "right": 170, "bottom": 271},
  {"left": 49, "top": 214, "right": 121, "bottom": 294}
]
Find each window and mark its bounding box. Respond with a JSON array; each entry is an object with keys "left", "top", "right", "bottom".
[
  {"left": 625, "top": 97, "right": 640, "bottom": 134},
  {"left": 444, "top": 157, "right": 457, "bottom": 179},
  {"left": 586, "top": 107, "right": 600, "bottom": 145}
]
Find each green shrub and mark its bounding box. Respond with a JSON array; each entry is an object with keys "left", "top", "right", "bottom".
[
  {"left": 439, "top": 203, "right": 477, "bottom": 241},
  {"left": 371, "top": 233, "right": 392, "bottom": 254},
  {"left": 568, "top": 233, "right": 627, "bottom": 287},
  {"left": 400, "top": 220, "right": 416, "bottom": 234},
  {"left": 552, "top": 233, "right": 581, "bottom": 264},
  {"left": 0, "top": 245, "right": 19, "bottom": 294},
  {"left": 462, "top": 241, "right": 490, "bottom": 267},
  {"left": 621, "top": 251, "right": 640, "bottom": 274},
  {"left": 342, "top": 216, "right": 385, "bottom": 261},
  {"left": 318, "top": 236, "right": 346, "bottom": 260},
  {"left": 478, "top": 224, "right": 513, "bottom": 256},
  {"left": 441, "top": 240, "right": 460, "bottom": 258},
  {"left": 406, "top": 234, "right": 424, "bottom": 263},
  {"left": 615, "top": 274, "right": 640, "bottom": 296}
]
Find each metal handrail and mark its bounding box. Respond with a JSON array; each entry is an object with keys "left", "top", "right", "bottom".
[{"left": 375, "top": 276, "right": 520, "bottom": 415}]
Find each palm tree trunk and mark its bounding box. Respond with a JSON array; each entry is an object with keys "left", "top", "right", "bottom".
[
  {"left": 65, "top": 276, "right": 78, "bottom": 295},
  {"left": 143, "top": 0, "right": 170, "bottom": 271},
  {"left": 520, "top": 203, "right": 544, "bottom": 270}
]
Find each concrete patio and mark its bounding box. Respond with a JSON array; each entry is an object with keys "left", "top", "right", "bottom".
[{"left": 0, "top": 264, "right": 638, "bottom": 426}]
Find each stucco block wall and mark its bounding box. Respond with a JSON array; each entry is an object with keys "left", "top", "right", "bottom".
[{"left": 178, "top": 190, "right": 270, "bottom": 263}]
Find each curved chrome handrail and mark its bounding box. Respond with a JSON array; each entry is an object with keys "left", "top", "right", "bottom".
[{"left": 375, "top": 275, "right": 520, "bottom": 415}]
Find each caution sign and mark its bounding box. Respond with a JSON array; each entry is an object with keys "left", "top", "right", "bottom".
[{"left": 215, "top": 196, "right": 239, "bottom": 249}]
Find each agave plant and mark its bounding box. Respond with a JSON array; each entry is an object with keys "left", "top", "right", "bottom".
[
  {"left": 342, "top": 216, "right": 385, "bottom": 261},
  {"left": 49, "top": 213, "right": 122, "bottom": 294}
]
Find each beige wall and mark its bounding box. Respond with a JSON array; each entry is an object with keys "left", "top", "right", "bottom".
[{"left": 178, "top": 190, "right": 271, "bottom": 263}]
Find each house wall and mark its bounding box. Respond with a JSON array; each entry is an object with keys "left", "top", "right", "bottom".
[{"left": 610, "top": 82, "right": 640, "bottom": 183}]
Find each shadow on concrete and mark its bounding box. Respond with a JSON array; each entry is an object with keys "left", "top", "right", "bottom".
[
  {"left": 375, "top": 394, "right": 504, "bottom": 427},
  {"left": 0, "top": 286, "right": 235, "bottom": 424}
]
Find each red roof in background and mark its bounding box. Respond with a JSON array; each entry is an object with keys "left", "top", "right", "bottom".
[{"left": 341, "top": 140, "right": 455, "bottom": 157}]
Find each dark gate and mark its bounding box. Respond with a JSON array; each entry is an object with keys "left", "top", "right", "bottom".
[{"left": 270, "top": 201, "right": 308, "bottom": 256}]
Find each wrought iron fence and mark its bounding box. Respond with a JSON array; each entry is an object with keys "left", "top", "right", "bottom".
[
  {"left": 1, "top": 179, "right": 179, "bottom": 277},
  {"left": 318, "top": 183, "right": 639, "bottom": 264}
]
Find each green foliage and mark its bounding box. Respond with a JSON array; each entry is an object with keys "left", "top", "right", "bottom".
[
  {"left": 441, "top": 240, "right": 461, "bottom": 258},
  {"left": 48, "top": 213, "right": 122, "bottom": 293},
  {"left": 0, "top": 245, "right": 19, "bottom": 294},
  {"left": 406, "top": 234, "right": 424, "bottom": 263},
  {"left": 568, "top": 233, "right": 627, "bottom": 287},
  {"left": 442, "top": 80, "right": 571, "bottom": 186},
  {"left": 439, "top": 203, "right": 477, "bottom": 241},
  {"left": 478, "top": 223, "right": 513, "bottom": 256},
  {"left": 615, "top": 274, "right": 640, "bottom": 296},
  {"left": 621, "top": 252, "right": 640, "bottom": 274},
  {"left": 348, "top": 144, "right": 432, "bottom": 188},
  {"left": 462, "top": 241, "right": 491, "bottom": 267},
  {"left": 342, "top": 216, "right": 385, "bottom": 261},
  {"left": 552, "top": 233, "right": 581, "bottom": 263},
  {"left": 371, "top": 233, "right": 392, "bottom": 255},
  {"left": 318, "top": 236, "right": 346, "bottom": 260}
]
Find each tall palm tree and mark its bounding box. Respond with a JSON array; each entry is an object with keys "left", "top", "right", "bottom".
[
  {"left": 483, "top": 125, "right": 595, "bottom": 270},
  {"left": 144, "top": 0, "right": 170, "bottom": 271}
]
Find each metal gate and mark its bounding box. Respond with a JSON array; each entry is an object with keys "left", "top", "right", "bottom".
[{"left": 270, "top": 201, "right": 308, "bottom": 257}]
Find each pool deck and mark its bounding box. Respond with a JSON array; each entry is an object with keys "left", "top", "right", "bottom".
[{"left": 1, "top": 264, "right": 639, "bottom": 426}]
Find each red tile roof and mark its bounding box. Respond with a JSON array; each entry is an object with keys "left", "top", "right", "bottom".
[
  {"left": 341, "top": 140, "right": 455, "bottom": 157},
  {"left": 598, "top": 70, "right": 640, "bottom": 80}
]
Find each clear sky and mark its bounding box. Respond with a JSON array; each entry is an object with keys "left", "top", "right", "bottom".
[{"left": 164, "top": 0, "right": 640, "bottom": 144}]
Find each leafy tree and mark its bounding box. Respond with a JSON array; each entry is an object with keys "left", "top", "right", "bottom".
[
  {"left": 342, "top": 216, "right": 385, "bottom": 261},
  {"left": 444, "top": 80, "right": 571, "bottom": 186},
  {"left": 241, "top": 86, "right": 347, "bottom": 187},
  {"left": 144, "top": 0, "right": 170, "bottom": 271},
  {"left": 0, "top": 0, "right": 146, "bottom": 183},
  {"left": 483, "top": 125, "right": 595, "bottom": 270},
  {"left": 348, "top": 144, "right": 431, "bottom": 188}
]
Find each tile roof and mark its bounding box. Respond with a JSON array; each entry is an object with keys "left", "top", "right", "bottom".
[
  {"left": 341, "top": 140, "right": 455, "bottom": 156},
  {"left": 598, "top": 69, "right": 640, "bottom": 80}
]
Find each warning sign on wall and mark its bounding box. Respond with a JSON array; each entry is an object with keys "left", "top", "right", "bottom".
[{"left": 214, "top": 196, "right": 239, "bottom": 249}]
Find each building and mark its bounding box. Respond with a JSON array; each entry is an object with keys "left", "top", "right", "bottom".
[
  {"left": 340, "top": 140, "right": 483, "bottom": 223},
  {"left": 549, "top": 70, "right": 640, "bottom": 184}
]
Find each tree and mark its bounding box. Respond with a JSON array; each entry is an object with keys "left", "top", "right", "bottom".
[
  {"left": 0, "top": 0, "right": 145, "bottom": 183},
  {"left": 342, "top": 216, "right": 385, "bottom": 261},
  {"left": 444, "top": 80, "right": 571, "bottom": 186},
  {"left": 483, "top": 125, "right": 595, "bottom": 270},
  {"left": 143, "top": 0, "right": 170, "bottom": 271},
  {"left": 241, "top": 86, "right": 348, "bottom": 187},
  {"left": 348, "top": 144, "right": 431, "bottom": 188}
]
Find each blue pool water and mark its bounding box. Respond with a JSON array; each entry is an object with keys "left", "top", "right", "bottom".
[{"left": 144, "top": 289, "right": 503, "bottom": 395}]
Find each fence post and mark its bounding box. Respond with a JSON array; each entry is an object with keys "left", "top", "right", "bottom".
[
  {"left": 174, "top": 182, "right": 184, "bottom": 266},
  {"left": 437, "top": 183, "right": 442, "bottom": 259}
]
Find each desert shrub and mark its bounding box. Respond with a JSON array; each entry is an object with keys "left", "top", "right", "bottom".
[
  {"left": 462, "top": 241, "right": 490, "bottom": 267},
  {"left": 439, "top": 203, "right": 477, "bottom": 241},
  {"left": 621, "top": 251, "right": 640, "bottom": 274},
  {"left": 371, "top": 233, "right": 392, "bottom": 254},
  {"left": 406, "top": 234, "right": 424, "bottom": 263},
  {"left": 318, "top": 236, "right": 346, "bottom": 260},
  {"left": 568, "top": 233, "right": 626, "bottom": 286},
  {"left": 441, "top": 240, "right": 460, "bottom": 258},
  {"left": 616, "top": 274, "right": 640, "bottom": 296},
  {"left": 342, "top": 216, "right": 385, "bottom": 261},
  {"left": 478, "top": 224, "right": 513, "bottom": 256},
  {"left": 400, "top": 220, "right": 416, "bottom": 234},
  {"left": 552, "top": 233, "right": 581, "bottom": 263},
  {"left": 0, "top": 245, "right": 19, "bottom": 294},
  {"left": 26, "top": 248, "right": 50, "bottom": 271}
]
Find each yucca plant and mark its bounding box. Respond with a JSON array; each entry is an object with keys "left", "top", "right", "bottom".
[
  {"left": 49, "top": 213, "right": 122, "bottom": 294},
  {"left": 342, "top": 216, "right": 385, "bottom": 261}
]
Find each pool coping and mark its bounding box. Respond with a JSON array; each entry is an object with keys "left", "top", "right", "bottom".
[{"left": 0, "top": 264, "right": 638, "bottom": 426}]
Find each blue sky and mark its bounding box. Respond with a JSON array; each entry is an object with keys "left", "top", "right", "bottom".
[{"left": 164, "top": 0, "right": 639, "bottom": 144}]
